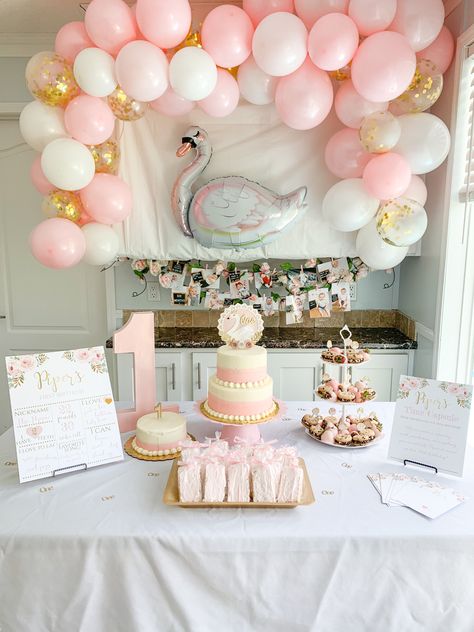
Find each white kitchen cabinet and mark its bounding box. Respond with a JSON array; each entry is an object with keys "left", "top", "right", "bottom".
[
  {"left": 115, "top": 347, "right": 414, "bottom": 404},
  {"left": 116, "top": 350, "right": 185, "bottom": 403},
  {"left": 192, "top": 351, "right": 217, "bottom": 401},
  {"left": 267, "top": 353, "right": 322, "bottom": 401}
]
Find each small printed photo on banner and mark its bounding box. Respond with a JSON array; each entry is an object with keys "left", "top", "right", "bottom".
[
  {"left": 286, "top": 294, "right": 305, "bottom": 325},
  {"left": 308, "top": 288, "right": 331, "bottom": 318},
  {"left": 262, "top": 296, "right": 279, "bottom": 317},
  {"left": 332, "top": 282, "right": 351, "bottom": 312},
  {"left": 192, "top": 267, "right": 220, "bottom": 289},
  {"left": 204, "top": 289, "right": 224, "bottom": 310},
  {"left": 317, "top": 258, "right": 349, "bottom": 282},
  {"left": 172, "top": 287, "right": 187, "bottom": 305},
  {"left": 230, "top": 271, "right": 251, "bottom": 299},
  {"left": 186, "top": 283, "right": 201, "bottom": 306},
  {"left": 247, "top": 295, "right": 263, "bottom": 311},
  {"left": 221, "top": 293, "right": 233, "bottom": 307}
]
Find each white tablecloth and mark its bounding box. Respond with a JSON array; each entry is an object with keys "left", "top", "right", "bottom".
[{"left": 1, "top": 402, "right": 473, "bottom": 632}]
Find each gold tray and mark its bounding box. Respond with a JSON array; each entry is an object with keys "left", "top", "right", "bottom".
[
  {"left": 163, "top": 457, "right": 315, "bottom": 508},
  {"left": 124, "top": 434, "right": 195, "bottom": 462},
  {"left": 200, "top": 400, "right": 280, "bottom": 425}
]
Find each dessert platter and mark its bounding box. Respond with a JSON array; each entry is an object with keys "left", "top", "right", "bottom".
[
  {"left": 305, "top": 325, "right": 382, "bottom": 448},
  {"left": 200, "top": 304, "right": 281, "bottom": 443},
  {"left": 163, "top": 434, "right": 315, "bottom": 508},
  {"left": 124, "top": 403, "right": 195, "bottom": 461}
]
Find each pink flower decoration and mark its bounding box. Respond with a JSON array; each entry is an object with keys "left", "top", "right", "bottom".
[
  {"left": 75, "top": 349, "right": 91, "bottom": 362},
  {"left": 132, "top": 259, "right": 147, "bottom": 272},
  {"left": 6, "top": 360, "right": 19, "bottom": 375},
  {"left": 19, "top": 356, "right": 35, "bottom": 370}
]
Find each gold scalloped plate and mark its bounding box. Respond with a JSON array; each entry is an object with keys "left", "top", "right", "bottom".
[
  {"left": 200, "top": 400, "right": 280, "bottom": 425},
  {"left": 124, "top": 434, "right": 196, "bottom": 462},
  {"left": 163, "top": 457, "right": 315, "bottom": 508},
  {"left": 304, "top": 428, "right": 384, "bottom": 449},
  {"left": 315, "top": 392, "right": 377, "bottom": 404},
  {"left": 321, "top": 357, "right": 370, "bottom": 367}
]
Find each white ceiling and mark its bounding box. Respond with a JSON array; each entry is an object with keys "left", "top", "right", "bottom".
[{"left": 0, "top": 0, "right": 241, "bottom": 34}]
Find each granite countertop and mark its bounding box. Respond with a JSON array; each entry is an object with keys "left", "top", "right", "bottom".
[{"left": 107, "top": 327, "right": 417, "bottom": 350}]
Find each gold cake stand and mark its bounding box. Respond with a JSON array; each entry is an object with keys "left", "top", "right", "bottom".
[{"left": 124, "top": 433, "right": 196, "bottom": 462}]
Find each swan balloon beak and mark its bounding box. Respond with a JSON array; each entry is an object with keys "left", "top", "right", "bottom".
[{"left": 176, "top": 142, "right": 192, "bottom": 157}]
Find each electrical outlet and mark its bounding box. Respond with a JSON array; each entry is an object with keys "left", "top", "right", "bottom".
[
  {"left": 147, "top": 282, "right": 160, "bottom": 302},
  {"left": 349, "top": 283, "right": 357, "bottom": 301}
]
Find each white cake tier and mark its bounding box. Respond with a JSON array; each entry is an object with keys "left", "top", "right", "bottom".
[
  {"left": 216, "top": 345, "right": 267, "bottom": 383},
  {"left": 135, "top": 411, "right": 187, "bottom": 456},
  {"left": 208, "top": 374, "right": 274, "bottom": 418}
]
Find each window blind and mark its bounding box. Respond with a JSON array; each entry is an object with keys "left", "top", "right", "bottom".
[{"left": 460, "top": 42, "right": 474, "bottom": 203}]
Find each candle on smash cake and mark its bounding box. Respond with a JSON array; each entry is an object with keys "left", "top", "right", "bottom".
[{"left": 132, "top": 403, "right": 188, "bottom": 457}]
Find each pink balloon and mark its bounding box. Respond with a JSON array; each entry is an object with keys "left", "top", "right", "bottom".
[
  {"left": 417, "top": 26, "right": 455, "bottom": 75},
  {"left": 401, "top": 174, "right": 428, "bottom": 206},
  {"left": 80, "top": 174, "right": 132, "bottom": 224},
  {"left": 116, "top": 41, "right": 169, "bottom": 102},
  {"left": 325, "top": 128, "right": 372, "bottom": 178},
  {"left": 335, "top": 79, "right": 388, "bottom": 128},
  {"left": 351, "top": 31, "right": 416, "bottom": 102},
  {"left": 243, "top": 0, "right": 294, "bottom": 27},
  {"left": 30, "top": 218, "right": 86, "bottom": 269},
  {"left": 308, "top": 14, "right": 359, "bottom": 71},
  {"left": 390, "top": 0, "right": 445, "bottom": 53},
  {"left": 136, "top": 0, "right": 191, "bottom": 49},
  {"left": 30, "top": 156, "right": 55, "bottom": 195},
  {"left": 363, "top": 152, "right": 412, "bottom": 199},
  {"left": 150, "top": 87, "right": 195, "bottom": 116},
  {"left": 202, "top": 5, "right": 254, "bottom": 68},
  {"left": 275, "top": 58, "right": 333, "bottom": 130},
  {"left": 64, "top": 96, "right": 115, "bottom": 145},
  {"left": 55, "top": 22, "right": 94, "bottom": 62},
  {"left": 295, "top": 0, "right": 349, "bottom": 29},
  {"left": 78, "top": 209, "right": 94, "bottom": 227},
  {"left": 348, "top": 0, "right": 397, "bottom": 37},
  {"left": 198, "top": 69, "right": 240, "bottom": 118},
  {"left": 85, "top": 0, "right": 137, "bottom": 56}
]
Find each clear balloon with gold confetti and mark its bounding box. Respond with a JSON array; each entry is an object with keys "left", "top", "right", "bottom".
[
  {"left": 25, "top": 51, "right": 80, "bottom": 108},
  {"left": 42, "top": 190, "right": 84, "bottom": 223},
  {"left": 107, "top": 86, "right": 148, "bottom": 121},
  {"left": 166, "top": 28, "right": 202, "bottom": 61},
  {"left": 88, "top": 140, "right": 121, "bottom": 175},
  {"left": 390, "top": 60, "right": 443, "bottom": 115},
  {"left": 359, "top": 111, "right": 401, "bottom": 153},
  {"left": 376, "top": 197, "right": 428, "bottom": 247},
  {"left": 329, "top": 63, "right": 351, "bottom": 82}
]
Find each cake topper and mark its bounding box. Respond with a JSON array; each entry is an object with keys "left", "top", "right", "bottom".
[{"left": 217, "top": 304, "right": 264, "bottom": 349}]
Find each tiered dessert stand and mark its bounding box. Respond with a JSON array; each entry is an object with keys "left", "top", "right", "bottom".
[{"left": 305, "top": 325, "right": 380, "bottom": 448}]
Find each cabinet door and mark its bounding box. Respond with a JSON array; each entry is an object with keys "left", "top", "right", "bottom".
[
  {"left": 267, "top": 353, "right": 322, "bottom": 401},
  {"left": 116, "top": 351, "right": 184, "bottom": 403},
  {"left": 155, "top": 352, "right": 184, "bottom": 401},
  {"left": 350, "top": 353, "right": 409, "bottom": 401},
  {"left": 192, "top": 352, "right": 217, "bottom": 400}
]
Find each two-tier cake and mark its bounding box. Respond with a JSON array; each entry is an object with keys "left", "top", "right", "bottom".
[{"left": 201, "top": 304, "right": 278, "bottom": 424}]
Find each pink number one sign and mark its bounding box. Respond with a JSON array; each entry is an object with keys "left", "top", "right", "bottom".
[{"left": 113, "top": 311, "right": 156, "bottom": 432}]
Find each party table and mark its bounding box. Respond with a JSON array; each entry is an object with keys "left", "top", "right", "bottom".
[{"left": 1, "top": 402, "right": 473, "bottom": 632}]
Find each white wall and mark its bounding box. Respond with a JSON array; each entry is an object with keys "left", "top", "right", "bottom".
[{"left": 398, "top": 0, "right": 474, "bottom": 377}]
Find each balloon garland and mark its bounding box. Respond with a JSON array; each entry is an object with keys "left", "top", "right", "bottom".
[{"left": 20, "top": 0, "right": 454, "bottom": 270}]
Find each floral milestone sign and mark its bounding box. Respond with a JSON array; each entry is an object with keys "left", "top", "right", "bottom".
[
  {"left": 5, "top": 347, "right": 123, "bottom": 483},
  {"left": 389, "top": 375, "right": 473, "bottom": 477}
]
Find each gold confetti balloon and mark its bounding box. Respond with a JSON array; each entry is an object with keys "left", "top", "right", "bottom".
[
  {"left": 376, "top": 198, "right": 428, "bottom": 247},
  {"left": 166, "top": 29, "right": 202, "bottom": 60},
  {"left": 107, "top": 86, "right": 148, "bottom": 121},
  {"left": 25, "top": 51, "right": 80, "bottom": 108},
  {"left": 390, "top": 60, "right": 443, "bottom": 115},
  {"left": 359, "top": 111, "right": 401, "bottom": 153},
  {"left": 88, "top": 140, "right": 120, "bottom": 175},
  {"left": 42, "top": 190, "right": 84, "bottom": 223},
  {"left": 329, "top": 63, "right": 351, "bottom": 82}
]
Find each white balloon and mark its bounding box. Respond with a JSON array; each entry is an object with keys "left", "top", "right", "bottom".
[
  {"left": 19, "top": 101, "right": 69, "bottom": 151},
  {"left": 335, "top": 80, "right": 388, "bottom": 129},
  {"left": 169, "top": 47, "right": 218, "bottom": 101},
  {"left": 237, "top": 55, "right": 278, "bottom": 105},
  {"left": 401, "top": 175, "right": 428, "bottom": 206},
  {"left": 41, "top": 138, "right": 95, "bottom": 191},
  {"left": 252, "top": 13, "right": 308, "bottom": 77},
  {"left": 322, "top": 178, "right": 380, "bottom": 232},
  {"left": 394, "top": 113, "right": 451, "bottom": 174},
  {"left": 390, "top": 0, "right": 444, "bottom": 53},
  {"left": 74, "top": 47, "right": 117, "bottom": 97},
  {"left": 356, "top": 219, "right": 409, "bottom": 269},
  {"left": 82, "top": 223, "right": 120, "bottom": 266}
]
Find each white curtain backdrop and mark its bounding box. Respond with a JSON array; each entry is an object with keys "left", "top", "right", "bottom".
[{"left": 116, "top": 102, "right": 358, "bottom": 261}]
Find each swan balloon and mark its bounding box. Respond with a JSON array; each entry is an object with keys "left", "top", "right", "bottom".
[{"left": 171, "top": 126, "right": 308, "bottom": 249}]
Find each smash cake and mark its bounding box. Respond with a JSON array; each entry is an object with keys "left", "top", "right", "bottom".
[
  {"left": 132, "top": 404, "right": 187, "bottom": 457},
  {"left": 202, "top": 304, "right": 278, "bottom": 424}
]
